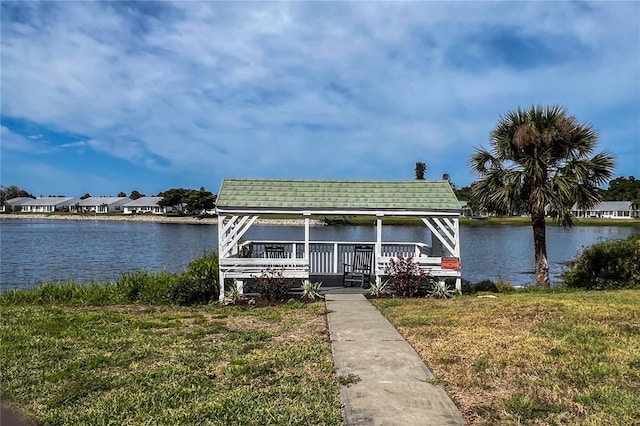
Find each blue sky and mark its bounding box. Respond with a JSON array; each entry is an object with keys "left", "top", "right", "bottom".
[{"left": 1, "top": 1, "right": 639, "bottom": 197}]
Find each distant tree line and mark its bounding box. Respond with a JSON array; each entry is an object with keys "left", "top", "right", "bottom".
[
  {"left": 157, "top": 187, "right": 217, "bottom": 214},
  {"left": 603, "top": 176, "right": 640, "bottom": 204},
  {"left": 412, "top": 165, "right": 637, "bottom": 213},
  {"left": 1, "top": 185, "right": 217, "bottom": 215},
  {"left": 0, "top": 185, "right": 35, "bottom": 204}
]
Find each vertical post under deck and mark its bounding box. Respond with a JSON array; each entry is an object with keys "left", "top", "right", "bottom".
[
  {"left": 303, "top": 213, "right": 310, "bottom": 261},
  {"left": 218, "top": 214, "right": 226, "bottom": 302},
  {"left": 376, "top": 214, "right": 383, "bottom": 279}
]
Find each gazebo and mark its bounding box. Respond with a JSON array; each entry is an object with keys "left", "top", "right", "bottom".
[{"left": 215, "top": 179, "right": 462, "bottom": 300}]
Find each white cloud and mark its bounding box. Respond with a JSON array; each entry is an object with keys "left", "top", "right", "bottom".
[
  {"left": 1, "top": 126, "right": 43, "bottom": 153},
  {"left": 1, "top": 1, "right": 638, "bottom": 191}
]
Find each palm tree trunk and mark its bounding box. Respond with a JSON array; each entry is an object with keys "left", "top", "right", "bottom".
[{"left": 531, "top": 209, "right": 551, "bottom": 288}]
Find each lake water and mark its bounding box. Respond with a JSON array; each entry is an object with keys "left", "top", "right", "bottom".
[{"left": 1, "top": 218, "right": 637, "bottom": 289}]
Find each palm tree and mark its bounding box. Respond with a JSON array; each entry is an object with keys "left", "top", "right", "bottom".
[{"left": 470, "top": 105, "right": 615, "bottom": 287}]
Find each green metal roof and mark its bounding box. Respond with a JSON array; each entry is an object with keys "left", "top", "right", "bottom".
[{"left": 216, "top": 179, "right": 461, "bottom": 212}]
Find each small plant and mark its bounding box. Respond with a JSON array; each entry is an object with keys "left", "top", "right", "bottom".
[
  {"left": 385, "top": 253, "right": 427, "bottom": 298},
  {"left": 300, "top": 280, "right": 324, "bottom": 302},
  {"left": 369, "top": 277, "right": 390, "bottom": 298},
  {"left": 338, "top": 373, "right": 361, "bottom": 387},
  {"left": 255, "top": 268, "right": 293, "bottom": 302},
  {"left": 426, "top": 281, "right": 457, "bottom": 299},
  {"left": 223, "top": 283, "right": 248, "bottom": 306}
]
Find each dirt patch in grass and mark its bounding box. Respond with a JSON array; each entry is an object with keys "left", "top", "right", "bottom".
[
  {"left": 226, "top": 315, "right": 283, "bottom": 333},
  {"left": 271, "top": 312, "right": 326, "bottom": 344}
]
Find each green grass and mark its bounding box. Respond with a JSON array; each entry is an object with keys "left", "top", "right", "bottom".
[
  {"left": 0, "top": 271, "right": 179, "bottom": 306},
  {"left": 0, "top": 302, "right": 342, "bottom": 425},
  {"left": 372, "top": 290, "right": 640, "bottom": 425}
]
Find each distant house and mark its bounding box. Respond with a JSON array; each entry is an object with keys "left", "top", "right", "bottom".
[
  {"left": 123, "top": 197, "right": 173, "bottom": 215},
  {"left": 459, "top": 201, "right": 473, "bottom": 217},
  {"left": 72, "top": 197, "right": 129, "bottom": 214},
  {"left": 2, "top": 197, "right": 34, "bottom": 212},
  {"left": 571, "top": 201, "right": 639, "bottom": 219},
  {"left": 20, "top": 197, "right": 79, "bottom": 213}
]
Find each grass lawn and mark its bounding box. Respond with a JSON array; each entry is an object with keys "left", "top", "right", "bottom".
[
  {"left": 0, "top": 302, "right": 342, "bottom": 425},
  {"left": 372, "top": 290, "right": 640, "bottom": 425}
]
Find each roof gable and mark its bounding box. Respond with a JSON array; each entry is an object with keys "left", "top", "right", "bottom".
[
  {"left": 5, "top": 197, "right": 34, "bottom": 206},
  {"left": 22, "top": 197, "right": 76, "bottom": 206},
  {"left": 216, "top": 179, "right": 460, "bottom": 213},
  {"left": 123, "top": 197, "right": 163, "bottom": 207},
  {"left": 78, "top": 197, "right": 128, "bottom": 206},
  {"left": 572, "top": 201, "right": 635, "bottom": 211}
]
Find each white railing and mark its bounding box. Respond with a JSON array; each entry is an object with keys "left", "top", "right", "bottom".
[
  {"left": 220, "top": 258, "right": 309, "bottom": 279},
  {"left": 237, "top": 240, "right": 435, "bottom": 274}
]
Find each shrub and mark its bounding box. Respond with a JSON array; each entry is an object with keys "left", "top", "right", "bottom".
[
  {"left": 169, "top": 275, "right": 216, "bottom": 305},
  {"left": 184, "top": 251, "right": 219, "bottom": 286},
  {"left": 562, "top": 234, "right": 640, "bottom": 290},
  {"left": 458, "top": 278, "right": 474, "bottom": 294},
  {"left": 1, "top": 253, "right": 221, "bottom": 307},
  {"left": 0, "top": 282, "right": 100, "bottom": 305},
  {"left": 255, "top": 269, "right": 293, "bottom": 302},
  {"left": 495, "top": 279, "right": 516, "bottom": 293},
  {"left": 115, "top": 270, "right": 175, "bottom": 304},
  {"left": 385, "top": 254, "right": 428, "bottom": 298},
  {"left": 0, "top": 271, "right": 177, "bottom": 306},
  {"left": 171, "top": 251, "right": 219, "bottom": 304},
  {"left": 474, "top": 279, "right": 498, "bottom": 293}
]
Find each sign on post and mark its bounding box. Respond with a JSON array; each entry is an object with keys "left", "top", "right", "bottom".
[{"left": 441, "top": 257, "right": 460, "bottom": 270}]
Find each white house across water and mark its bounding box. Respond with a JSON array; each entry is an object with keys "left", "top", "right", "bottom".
[
  {"left": 72, "top": 197, "right": 129, "bottom": 214},
  {"left": 123, "top": 197, "right": 174, "bottom": 215},
  {"left": 20, "top": 197, "right": 79, "bottom": 213},
  {"left": 215, "top": 179, "right": 463, "bottom": 300},
  {"left": 571, "top": 201, "right": 639, "bottom": 219},
  {"left": 1, "top": 197, "right": 34, "bottom": 212}
]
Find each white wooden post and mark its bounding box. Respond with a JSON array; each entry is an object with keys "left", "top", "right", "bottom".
[
  {"left": 333, "top": 243, "right": 339, "bottom": 273},
  {"left": 218, "top": 214, "right": 226, "bottom": 302},
  {"left": 454, "top": 217, "right": 461, "bottom": 292},
  {"left": 376, "top": 213, "right": 383, "bottom": 280},
  {"left": 303, "top": 213, "right": 310, "bottom": 261},
  {"left": 453, "top": 217, "right": 460, "bottom": 257}
]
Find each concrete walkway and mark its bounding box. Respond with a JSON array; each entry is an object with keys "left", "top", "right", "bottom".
[{"left": 326, "top": 293, "right": 466, "bottom": 426}]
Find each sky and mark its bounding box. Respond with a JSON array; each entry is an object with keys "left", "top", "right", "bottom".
[{"left": 1, "top": 1, "right": 639, "bottom": 198}]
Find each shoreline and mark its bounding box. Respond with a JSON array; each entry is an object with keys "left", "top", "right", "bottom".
[
  {"left": 2, "top": 213, "right": 638, "bottom": 227},
  {"left": 0, "top": 213, "right": 323, "bottom": 226}
]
